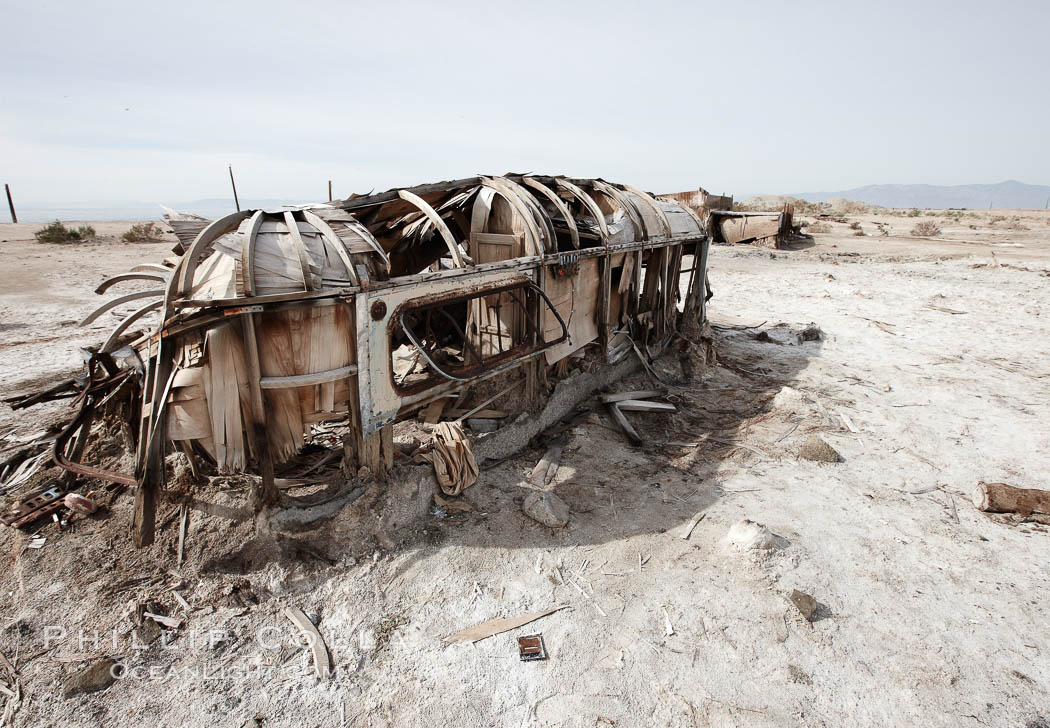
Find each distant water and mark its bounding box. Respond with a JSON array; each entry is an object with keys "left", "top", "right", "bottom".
[{"left": 8, "top": 199, "right": 315, "bottom": 223}]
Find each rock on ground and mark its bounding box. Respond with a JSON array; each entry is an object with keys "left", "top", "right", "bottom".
[
  {"left": 522, "top": 491, "right": 570, "bottom": 527},
  {"left": 799, "top": 434, "right": 841, "bottom": 462},
  {"left": 725, "top": 519, "right": 779, "bottom": 550},
  {"left": 62, "top": 658, "right": 120, "bottom": 699}
]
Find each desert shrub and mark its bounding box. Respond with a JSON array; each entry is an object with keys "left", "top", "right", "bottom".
[
  {"left": 911, "top": 221, "right": 941, "bottom": 237},
  {"left": 852, "top": 229, "right": 865, "bottom": 236},
  {"left": 906, "top": 208, "right": 921, "bottom": 217},
  {"left": 989, "top": 215, "right": 1028, "bottom": 230},
  {"left": 34, "top": 221, "right": 93, "bottom": 243},
  {"left": 848, "top": 221, "right": 861, "bottom": 230},
  {"left": 122, "top": 222, "right": 164, "bottom": 243},
  {"left": 807, "top": 223, "right": 831, "bottom": 234}
]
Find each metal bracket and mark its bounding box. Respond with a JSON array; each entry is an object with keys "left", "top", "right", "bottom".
[
  {"left": 223, "top": 305, "right": 265, "bottom": 317},
  {"left": 552, "top": 251, "right": 580, "bottom": 278}
]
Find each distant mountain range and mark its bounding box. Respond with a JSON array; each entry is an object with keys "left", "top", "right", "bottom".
[{"left": 792, "top": 180, "right": 1050, "bottom": 210}]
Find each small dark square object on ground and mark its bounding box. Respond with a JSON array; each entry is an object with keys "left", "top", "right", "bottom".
[{"left": 517, "top": 634, "right": 547, "bottom": 661}]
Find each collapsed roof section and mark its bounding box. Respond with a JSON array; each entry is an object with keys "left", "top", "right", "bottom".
[{"left": 69, "top": 175, "right": 713, "bottom": 547}]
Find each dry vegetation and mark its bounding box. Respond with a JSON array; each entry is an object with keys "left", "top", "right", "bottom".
[
  {"left": 122, "top": 221, "right": 165, "bottom": 243},
  {"left": 911, "top": 220, "right": 942, "bottom": 237},
  {"left": 33, "top": 220, "right": 96, "bottom": 243}
]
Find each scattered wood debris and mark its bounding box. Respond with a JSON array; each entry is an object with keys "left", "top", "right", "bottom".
[
  {"left": 284, "top": 606, "right": 332, "bottom": 679},
  {"left": 972, "top": 481, "right": 1050, "bottom": 522},
  {"left": 417, "top": 422, "right": 479, "bottom": 496},
  {"left": 599, "top": 390, "right": 677, "bottom": 445},
  {"left": 679, "top": 512, "right": 707, "bottom": 540},
  {"left": 444, "top": 605, "right": 570, "bottom": 644}
]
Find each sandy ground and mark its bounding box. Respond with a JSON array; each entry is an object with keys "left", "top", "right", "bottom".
[{"left": 0, "top": 211, "right": 1049, "bottom": 727}]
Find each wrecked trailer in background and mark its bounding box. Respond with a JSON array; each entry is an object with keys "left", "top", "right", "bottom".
[
  {"left": 661, "top": 188, "right": 796, "bottom": 249},
  {"left": 18, "top": 174, "right": 712, "bottom": 547}
]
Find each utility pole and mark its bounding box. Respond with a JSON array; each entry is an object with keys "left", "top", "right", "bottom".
[
  {"left": 328, "top": 180, "right": 333, "bottom": 202},
  {"left": 229, "top": 165, "right": 240, "bottom": 212},
  {"left": 4, "top": 184, "right": 15, "bottom": 223}
]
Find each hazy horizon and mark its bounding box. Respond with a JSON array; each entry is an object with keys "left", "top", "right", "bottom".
[{"left": 2, "top": 0, "right": 1049, "bottom": 208}]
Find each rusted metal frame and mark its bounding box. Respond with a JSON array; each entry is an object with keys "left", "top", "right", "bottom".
[
  {"left": 520, "top": 177, "right": 580, "bottom": 249},
  {"left": 495, "top": 294, "right": 504, "bottom": 354},
  {"left": 394, "top": 342, "right": 550, "bottom": 417},
  {"left": 171, "top": 256, "right": 543, "bottom": 310},
  {"left": 499, "top": 286, "right": 542, "bottom": 344},
  {"left": 397, "top": 190, "right": 467, "bottom": 267},
  {"left": 433, "top": 306, "right": 485, "bottom": 368},
  {"left": 398, "top": 281, "right": 567, "bottom": 386},
  {"left": 399, "top": 320, "right": 472, "bottom": 383}
]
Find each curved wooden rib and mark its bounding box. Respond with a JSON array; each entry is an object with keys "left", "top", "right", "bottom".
[
  {"left": 94, "top": 272, "right": 169, "bottom": 295},
  {"left": 593, "top": 180, "right": 646, "bottom": 240},
  {"left": 397, "top": 190, "right": 466, "bottom": 267},
  {"left": 101, "top": 299, "right": 163, "bottom": 352},
  {"left": 522, "top": 177, "right": 580, "bottom": 250},
  {"left": 260, "top": 364, "right": 358, "bottom": 389},
  {"left": 675, "top": 201, "right": 707, "bottom": 234},
  {"left": 239, "top": 210, "right": 266, "bottom": 297},
  {"left": 131, "top": 264, "right": 174, "bottom": 274},
  {"left": 555, "top": 178, "right": 610, "bottom": 243},
  {"left": 300, "top": 209, "right": 361, "bottom": 285},
  {"left": 175, "top": 210, "right": 252, "bottom": 299},
  {"left": 79, "top": 289, "right": 165, "bottom": 326},
  {"left": 283, "top": 211, "right": 317, "bottom": 291},
  {"left": 342, "top": 217, "right": 389, "bottom": 265},
  {"left": 620, "top": 183, "right": 673, "bottom": 237},
  {"left": 495, "top": 176, "right": 557, "bottom": 256},
  {"left": 481, "top": 178, "right": 545, "bottom": 257}
]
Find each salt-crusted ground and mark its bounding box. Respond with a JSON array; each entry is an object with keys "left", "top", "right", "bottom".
[{"left": 0, "top": 211, "right": 1048, "bottom": 727}]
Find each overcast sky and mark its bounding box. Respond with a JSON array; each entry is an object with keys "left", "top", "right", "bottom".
[{"left": 1, "top": 0, "right": 1047, "bottom": 205}]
